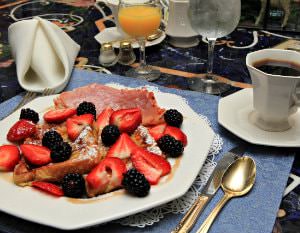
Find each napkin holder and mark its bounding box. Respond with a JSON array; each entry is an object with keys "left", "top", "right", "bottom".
[
  {"left": 166, "top": 0, "right": 199, "bottom": 48},
  {"left": 8, "top": 17, "right": 80, "bottom": 93}
]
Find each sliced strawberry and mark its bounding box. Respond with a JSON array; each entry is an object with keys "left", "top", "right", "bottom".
[
  {"left": 164, "top": 126, "right": 187, "bottom": 146},
  {"left": 66, "top": 114, "right": 94, "bottom": 141},
  {"left": 31, "top": 181, "right": 64, "bottom": 197},
  {"left": 95, "top": 107, "right": 114, "bottom": 131},
  {"left": 110, "top": 108, "right": 142, "bottom": 133},
  {"left": 0, "top": 145, "right": 20, "bottom": 171},
  {"left": 43, "top": 108, "right": 76, "bottom": 123},
  {"left": 20, "top": 144, "right": 51, "bottom": 166},
  {"left": 86, "top": 157, "right": 127, "bottom": 197},
  {"left": 131, "top": 153, "right": 161, "bottom": 185},
  {"left": 148, "top": 123, "right": 167, "bottom": 141},
  {"left": 7, "top": 120, "right": 36, "bottom": 142},
  {"left": 106, "top": 133, "right": 138, "bottom": 159},
  {"left": 131, "top": 149, "right": 171, "bottom": 185}
]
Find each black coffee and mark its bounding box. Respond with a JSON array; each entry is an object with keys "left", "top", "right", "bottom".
[{"left": 253, "top": 59, "right": 300, "bottom": 76}]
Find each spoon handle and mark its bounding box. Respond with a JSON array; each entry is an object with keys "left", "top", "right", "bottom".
[
  {"left": 196, "top": 193, "right": 232, "bottom": 233},
  {"left": 171, "top": 194, "right": 210, "bottom": 233}
]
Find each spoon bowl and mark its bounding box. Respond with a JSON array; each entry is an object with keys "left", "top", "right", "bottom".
[
  {"left": 222, "top": 156, "right": 256, "bottom": 196},
  {"left": 197, "top": 156, "right": 256, "bottom": 233}
]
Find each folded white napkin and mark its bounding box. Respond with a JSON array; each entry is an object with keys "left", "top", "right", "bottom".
[{"left": 8, "top": 17, "right": 80, "bottom": 93}]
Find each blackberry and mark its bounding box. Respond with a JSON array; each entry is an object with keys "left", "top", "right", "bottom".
[
  {"left": 157, "top": 135, "right": 184, "bottom": 157},
  {"left": 77, "top": 101, "right": 96, "bottom": 119},
  {"left": 62, "top": 173, "right": 86, "bottom": 198},
  {"left": 101, "top": 125, "right": 120, "bottom": 146},
  {"left": 164, "top": 109, "right": 183, "bottom": 128},
  {"left": 20, "top": 108, "right": 39, "bottom": 123},
  {"left": 122, "top": 169, "right": 150, "bottom": 197},
  {"left": 50, "top": 142, "right": 72, "bottom": 163},
  {"left": 42, "top": 130, "right": 63, "bottom": 150}
]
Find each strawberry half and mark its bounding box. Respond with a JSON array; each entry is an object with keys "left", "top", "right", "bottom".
[
  {"left": 86, "top": 157, "right": 127, "bottom": 196},
  {"left": 43, "top": 108, "right": 76, "bottom": 123},
  {"left": 0, "top": 145, "right": 20, "bottom": 171},
  {"left": 66, "top": 114, "right": 94, "bottom": 141},
  {"left": 110, "top": 108, "right": 142, "bottom": 133},
  {"left": 164, "top": 126, "right": 187, "bottom": 146},
  {"left": 20, "top": 144, "right": 51, "bottom": 166},
  {"left": 31, "top": 181, "right": 64, "bottom": 197},
  {"left": 7, "top": 120, "right": 36, "bottom": 142},
  {"left": 106, "top": 133, "right": 138, "bottom": 159},
  {"left": 131, "top": 149, "right": 171, "bottom": 185},
  {"left": 148, "top": 123, "right": 167, "bottom": 141},
  {"left": 95, "top": 107, "right": 114, "bottom": 132}
]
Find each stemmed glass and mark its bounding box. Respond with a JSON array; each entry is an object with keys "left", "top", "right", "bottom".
[
  {"left": 118, "top": 0, "right": 162, "bottom": 81},
  {"left": 188, "top": 0, "right": 241, "bottom": 94}
]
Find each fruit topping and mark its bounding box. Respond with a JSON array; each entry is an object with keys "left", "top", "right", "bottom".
[
  {"left": 86, "top": 157, "right": 127, "bottom": 197},
  {"left": 43, "top": 108, "right": 76, "bottom": 123},
  {"left": 106, "top": 133, "right": 138, "bottom": 159},
  {"left": 7, "top": 120, "right": 36, "bottom": 142},
  {"left": 31, "top": 181, "right": 64, "bottom": 197},
  {"left": 42, "top": 130, "right": 63, "bottom": 150},
  {"left": 50, "top": 142, "right": 72, "bottom": 163},
  {"left": 77, "top": 101, "right": 97, "bottom": 119},
  {"left": 20, "top": 144, "right": 51, "bottom": 166},
  {"left": 148, "top": 124, "right": 187, "bottom": 146},
  {"left": 20, "top": 108, "right": 39, "bottom": 124},
  {"left": 157, "top": 135, "right": 184, "bottom": 158},
  {"left": 131, "top": 148, "right": 171, "bottom": 185},
  {"left": 148, "top": 123, "right": 167, "bottom": 141},
  {"left": 110, "top": 108, "right": 142, "bottom": 133},
  {"left": 164, "top": 109, "right": 183, "bottom": 127},
  {"left": 66, "top": 114, "right": 94, "bottom": 141},
  {"left": 122, "top": 168, "right": 150, "bottom": 197},
  {"left": 0, "top": 145, "right": 20, "bottom": 171},
  {"left": 95, "top": 107, "right": 114, "bottom": 132},
  {"left": 62, "top": 173, "right": 86, "bottom": 198},
  {"left": 101, "top": 125, "right": 120, "bottom": 146},
  {"left": 164, "top": 126, "right": 187, "bottom": 146}
]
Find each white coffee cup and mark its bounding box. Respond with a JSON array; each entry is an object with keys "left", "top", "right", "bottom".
[{"left": 246, "top": 49, "right": 300, "bottom": 132}]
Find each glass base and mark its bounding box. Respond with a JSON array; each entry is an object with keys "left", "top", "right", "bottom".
[
  {"left": 188, "top": 77, "right": 230, "bottom": 95},
  {"left": 125, "top": 65, "right": 160, "bottom": 81}
]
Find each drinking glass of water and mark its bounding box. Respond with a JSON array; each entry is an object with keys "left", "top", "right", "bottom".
[{"left": 188, "top": 0, "right": 241, "bottom": 94}]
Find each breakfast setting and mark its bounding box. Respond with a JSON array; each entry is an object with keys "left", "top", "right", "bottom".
[{"left": 0, "top": 0, "right": 299, "bottom": 233}]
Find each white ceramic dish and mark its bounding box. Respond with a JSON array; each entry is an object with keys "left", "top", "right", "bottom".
[
  {"left": 218, "top": 88, "right": 300, "bottom": 147},
  {"left": 94, "top": 27, "right": 166, "bottom": 48},
  {"left": 0, "top": 88, "right": 214, "bottom": 230}
]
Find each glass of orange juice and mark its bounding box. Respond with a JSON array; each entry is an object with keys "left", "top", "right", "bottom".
[{"left": 118, "top": 0, "right": 161, "bottom": 81}]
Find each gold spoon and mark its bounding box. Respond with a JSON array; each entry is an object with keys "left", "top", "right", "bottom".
[{"left": 196, "top": 156, "right": 256, "bottom": 233}]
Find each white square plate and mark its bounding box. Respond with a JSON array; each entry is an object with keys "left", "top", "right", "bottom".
[{"left": 0, "top": 88, "right": 214, "bottom": 230}]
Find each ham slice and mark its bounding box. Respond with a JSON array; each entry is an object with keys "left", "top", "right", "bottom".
[{"left": 54, "top": 83, "right": 165, "bottom": 126}]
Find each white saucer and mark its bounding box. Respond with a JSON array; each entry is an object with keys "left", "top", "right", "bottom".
[
  {"left": 218, "top": 88, "right": 300, "bottom": 147},
  {"left": 94, "top": 27, "right": 166, "bottom": 48}
]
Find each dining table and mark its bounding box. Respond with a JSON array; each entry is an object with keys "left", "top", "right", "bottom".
[{"left": 0, "top": 1, "right": 299, "bottom": 233}]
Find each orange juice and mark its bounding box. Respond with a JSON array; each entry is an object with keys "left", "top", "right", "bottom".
[{"left": 118, "top": 6, "right": 161, "bottom": 38}]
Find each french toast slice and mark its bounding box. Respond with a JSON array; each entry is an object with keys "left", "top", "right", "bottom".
[{"left": 13, "top": 124, "right": 105, "bottom": 186}]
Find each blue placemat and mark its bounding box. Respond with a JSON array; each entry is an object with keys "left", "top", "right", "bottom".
[{"left": 0, "top": 69, "right": 294, "bottom": 233}]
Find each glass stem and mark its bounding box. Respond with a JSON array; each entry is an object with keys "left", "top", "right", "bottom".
[
  {"left": 138, "top": 39, "right": 146, "bottom": 68},
  {"left": 207, "top": 38, "right": 216, "bottom": 80}
]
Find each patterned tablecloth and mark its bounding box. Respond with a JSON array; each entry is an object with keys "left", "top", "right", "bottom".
[{"left": 0, "top": 1, "right": 299, "bottom": 232}]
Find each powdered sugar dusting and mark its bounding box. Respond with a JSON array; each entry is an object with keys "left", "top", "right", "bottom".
[
  {"left": 76, "top": 145, "right": 99, "bottom": 161},
  {"left": 72, "top": 126, "right": 94, "bottom": 151},
  {"left": 136, "top": 126, "right": 162, "bottom": 155},
  {"left": 137, "top": 126, "right": 155, "bottom": 145}
]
